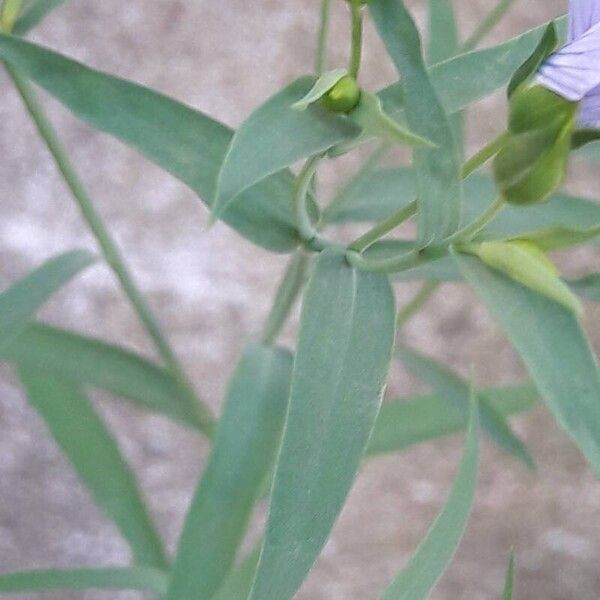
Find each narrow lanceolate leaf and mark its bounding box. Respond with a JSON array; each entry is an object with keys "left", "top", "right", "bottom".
[
  {"left": 0, "top": 34, "right": 301, "bottom": 253},
  {"left": 0, "top": 567, "right": 168, "bottom": 595},
  {"left": 569, "top": 274, "right": 600, "bottom": 302},
  {"left": 18, "top": 370, "right": 167, "bottom": 568},
  {"left": 502, "top": 551, "right": 516, "bottom": 600},
  {"left": 397, "top": 347, "right": 534, "bottom": 469},
  {"left": 1, "top": 323, "right": 202, "bottom": 430},
  {"left": 368, "top": 384, "right": 537, "bottom": 456},
  {"left": 213, "top": 77, "right": 360, "bottom": 220},
  {"left": 0, "top": 250, "right": 95, "bottom": 350},
  {"left": 378, "top": 17, "right": 568, "bottom": 120},
  {"left": 510, "top": 224, "right": 600, "bottom": 251},
  {"left": 167, "top": 344, "right": 293, "bottom": 600},
  {"left": 370, "top": 0, "right": 462, "bottom": 245},
  {"left": 249, "top": 249, "right": 396, "bottom": 600},
  {"left": 380, "top": 397, "right": 479, "bottom": 600},
  {"left": 13, "top": 0, "right": 68, "bottom": 34},
  {"left": 427, "top": 0, "right": 459, "bottom": 65},
  {"left": 213, "top": 543, "right": 261, "bottom": 600},
  {"left": 455, "top": 254, "right": 600, "bottom": 476}
]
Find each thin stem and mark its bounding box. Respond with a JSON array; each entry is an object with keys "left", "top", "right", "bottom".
[
  {"left": 349, "top": 0, "right": 363, "bottom": 79},
  {"left": 5, "top": 64, "right": 215, "bottom": 435},
  {"left": 295, "top": 155, "right": 325, "bottom": 245},
  {"left": 446, "top": 195, "right": 505, "bottom": 244},
  {"left": 461, "top": 0, "right": 515, "bottom": 53},
  {"left": 261, "top": 251, "right": 308, "bottom": 345},
  {"left": 396, "top": 282, "right": 439, "bottom": 328},
  {"left": 316, "top": 0, "right": 332, "bottom": 75},
  {"left": 461, "top": 131, "right": 508, "bottom": 179},
  {"left": 349, "top": 200, "right": 418, "bottom": 253}
]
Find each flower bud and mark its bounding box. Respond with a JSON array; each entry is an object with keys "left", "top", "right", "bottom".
[
  {"left": 493, "top": 84, "right": 577, "bottom": 206},
  {"left": 322, "top": 75, "right": 361, "bottom": 113}
]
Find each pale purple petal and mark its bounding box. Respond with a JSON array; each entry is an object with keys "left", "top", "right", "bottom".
[
  {"left": 569, "top": 0, "right": 600, "bottom": 41},
  {"left": 579, "top": 84, "right": 600, "bottom": 126},
  {"left": 537, "top": 21, "right": 600, "bottom": 101}
]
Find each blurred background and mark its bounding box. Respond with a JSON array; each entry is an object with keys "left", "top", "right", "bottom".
[{"left": 1, "top": 0, "right": 599, "bottom": 598}]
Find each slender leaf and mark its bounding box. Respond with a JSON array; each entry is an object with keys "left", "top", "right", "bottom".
[
  {"left": 370, "top": 0, "right": 462, "bottom": 245},
  {"left": 0, "top": 567, "right": 167, "bottom": 595},
  {"left": 368, "top": 384, "right": 537, "bottom": 456},
  {"left": 568, "top": 274, "right": 600, "bottom": 302},
  {"left": 291, "top": 68, "right": 347, "bottom": 111},
  {"left": 167, "top": 344, "right": 293, "bottom": 600},
  {"left": 378, "top": 17, "right": 568, "bottom": 119},
  {"left": 427, "top": 0, "right": 459, "bottom": 65},
  {"left": 13, "top": 0, "right": 68, "bottom": 34},
  {"left": 455, "top": 253, "right": 600, "bottom": 476},
  {"left": 502, "top": 551, "right": 516, "bottom": 600},
  {"left": 249, "top": 248, "right": 396, "bottom": 600},
  {"left": 18, "top": 370, "right": 167, "bottom": 568},
  {"left": 380, "top": 397, "right": 479, "bottom": 600},
  {"left": 397, "top": 347, "right": 534, "bottom": 468},
  {"left": 213, "top": 543, "right": 262, "bottom": 600},
  {"left": 0, "top": 250, "right": 95, "bottom": 350},
  {"left": 213, "top": 77, "right": 360, "bottom": 219},
  {"left": 510, "top": 225, "right": 600, "bottom": 251},
  {"left": 1, "top": 323, "right": 202, "bottom": 429},
  {"left": 0, "top": 33, "right": 302, "bottom": 253}
]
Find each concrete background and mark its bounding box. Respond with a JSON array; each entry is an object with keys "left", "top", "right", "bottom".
[{"left": 0, "top": 0, "right": 599, "bottom": 598}]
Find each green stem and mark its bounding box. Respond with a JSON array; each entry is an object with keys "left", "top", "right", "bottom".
[
  {"left": 316, "top": 0, "right": 332, "bottom": 75},
  {"left": 396, "top": 282, "right": 439, "bottom": 328},
  {"left": 460, "top": 0, "right": 515, "bottom": 53},
  {"left": 5, "top": 64, "right": 215, "bottom": 436},
  {"left": 349, "top": 0, "right": 363, "bottom": 79},
  {"left": 349, "top": 200, "right": 418, "bottom": 253},
  {"left": 446, "top": 195, "right": 505, "bottom": 244},
  {"left": 261, "top": 251, "right": 308, "bottom": 345},
  {"left": 461, "top": 131, "right": 508, "bottom": 179}
]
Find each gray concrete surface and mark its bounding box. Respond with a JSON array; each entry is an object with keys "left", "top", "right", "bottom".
[{"left": 0, "top": 0, "right": 599, "bottom": 598}]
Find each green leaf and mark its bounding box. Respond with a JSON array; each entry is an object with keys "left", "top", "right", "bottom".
[
  {"left": 572, "top": 128, "right": 600, "bottom": 150},
  {"left": 459, "top": 241, "right": 583, "bottom": 315},
  {"left": 378, "top": 17, "right": 568, "bottom": 119},
  {"left": 510, "top": 225, "right": 600, "bottom": 251},
  {"left": 568, "top": 274, "right": 600, "bottom": 303},
  {"left": 370, "top": 0, "right": 462, "bottom": 245},
  {"left": 368, "top": 384, "right": 537, "bottom": 456},
  {"left": 167, "top": 344, "right": 293, "bottom": 600},
  {"left": 212, "top": 77, "right": 360, "bottom": 220},
  {"left": 0, "top": 250, "right": 95, "bottom": 351},
  {"left": 249, "top": 248, "right": 396, "bottom": 600},
  {"left": 397, "top": 347, "right": 534, "bottom": 469},
  {"left": 0, "top": 567, "right": 167, "bottom": 595},
  {"left": 348, "top": 91, "right": 435, "bottom": 148},
  {"left": 502, "top": 551, "right": 516, "bottom": 600},
  {"left": 291, "top": 68, "right": 347, "bottom": 110},
  {"left": 380, "top": 396, "right": 479, "bottom": 600},
  {"left": 507, "top": 22, "right": 558, "bottom": 97},
  {"left": 13, "top": 0, "right": 67, "bottom": 34},
  {"left": 213, "top": 543, "right": 261, "bottom": 600},
  {"left": 17, "top": 370, "right": 167, "bottom": 568},
  {"left": 0, "top": 33, "right": 302, "bottom": 253},
  {"left": 455, "top": 253, "right": 600, "bottom": 477},
  {"left": 427, "top": 0, "right": 459, "bottom": 65},
  {"left": 0, "top": 323, "right": 203, "bottom": 429}
]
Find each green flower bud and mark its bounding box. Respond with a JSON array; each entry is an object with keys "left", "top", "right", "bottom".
[
  {"left": 321, "top": 75, "right": 361, "bottom": 113},
  {"left": 493, "top": 84, "right": 577, "bottom": 206}
]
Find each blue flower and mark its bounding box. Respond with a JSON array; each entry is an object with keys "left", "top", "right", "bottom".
[{"left": 537, "top": 0, "right": 600, "bottom": 127}]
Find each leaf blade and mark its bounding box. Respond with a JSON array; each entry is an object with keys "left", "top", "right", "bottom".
[
  {"left": 380, "top": 396, "right": 479, "bottom": 600},
  {"left": 167, "top": 344, "right": 293, "bottom": 600},
  {"left": 0, "top": 33, "right": 301, "bottom": 253},
  {"left": 455, "top": 253, "right": 600, "bottom": 476},
  {"left": 18, "top": 370, "right": 167, "bottom": 568},
  {"left": 13, "top": 0, "right": 68, "bottom": 34},
  {"left": 0, "top": 250, "right": 95, "bottom": 350},
  {"left": 370, "top": 0, "right": 462, "bottom": 244},
  {"left": 249, "top": 248, "right": 396, "bottom": 600}
]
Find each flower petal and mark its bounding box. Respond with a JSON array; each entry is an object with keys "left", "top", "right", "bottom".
[
  {"left": 537, "top": 21, "right": 600, "bottom": 101},
  {"left": 579, "top": 83, "right": 600, "bottom": 126},
  {"left": 569, "top": 0, "right": 600, "bottom": 42}
]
